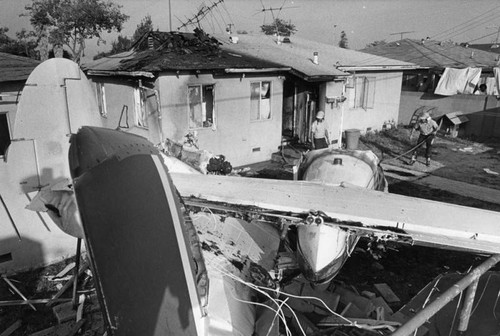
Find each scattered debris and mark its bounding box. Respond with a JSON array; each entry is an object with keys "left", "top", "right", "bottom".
[
  {"left": 374, "top": 283, "right": 400, "bottom": 303},
  {"left": 2, "top": 276, "right": 36, "bottom": 311},
  {"left": 484, "top": 168, "right": 499, "bottom": 175},
  {"left": 0, "top": 319, "right": 21, "bottom": 336}
]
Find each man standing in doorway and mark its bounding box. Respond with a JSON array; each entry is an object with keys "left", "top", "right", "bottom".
[
  {"left": 310, "top": 111, "right": 330, "bottom": 150},
  {"left": 409, "top": 112, "right": 439, "bottom": 166}
]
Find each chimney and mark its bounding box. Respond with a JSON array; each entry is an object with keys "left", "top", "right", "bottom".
[{"left": 313, "top": 51, "right": 319, "bottom": 65}]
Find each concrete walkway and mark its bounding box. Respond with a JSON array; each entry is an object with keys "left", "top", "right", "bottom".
[{"left": 382, "top": 163, "right": 500, "bottom": 206}]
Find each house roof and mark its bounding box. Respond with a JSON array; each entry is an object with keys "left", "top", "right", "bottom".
[
  {"left": 216, "top": 34, "right": 418, "bottom": 81},
  {"left": 82, "top": 30, "right": 290, "bottom": 77},
  {"left": 360, "top": 39, "right": 500, "bottom": 70},
  {"left": 469, "top": 43, "right": 500, "bottom": 55},
  {"left": 0, "top": 52, "right": 40, "bottom": 83}
]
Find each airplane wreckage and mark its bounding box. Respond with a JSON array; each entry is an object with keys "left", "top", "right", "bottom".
[{"left": 2, "top": 59, "right": 500, "bottom": 335}]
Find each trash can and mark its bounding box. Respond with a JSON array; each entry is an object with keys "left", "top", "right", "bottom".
[{"left": 345, "top": 129, "right": 361, "bottom": 150}]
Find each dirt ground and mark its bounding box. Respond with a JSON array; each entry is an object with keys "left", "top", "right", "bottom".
[
  {"left": 360, "top": 127, "right": 500, "bottom": 191},
  {"left": 1, "top": 128, "right": 500, "bottom": 335}
]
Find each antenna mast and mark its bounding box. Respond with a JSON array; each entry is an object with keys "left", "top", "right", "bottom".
[
  {"left": 390, "top": 31, "right": 416, "bottom": 40},
  {"left": 177, "top": 0, "right": 229, "bottom": 31}
]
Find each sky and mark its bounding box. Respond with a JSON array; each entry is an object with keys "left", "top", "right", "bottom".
[{"left": 1, "top": 0, "right": 500, "bottom": 62}]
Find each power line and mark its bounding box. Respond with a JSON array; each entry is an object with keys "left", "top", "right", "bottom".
[
  {"left": 435, "top": 11, "right": 500, "bottom": 42},
  {"left": 430, "top": 4, "right": 500, "bottom": 40}
]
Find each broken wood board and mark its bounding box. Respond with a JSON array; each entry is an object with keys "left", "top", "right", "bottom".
[
  {"left": 317, "top": 315, "right": 401, "bottom": 328},
  {"left": 171, "top": 173, "right": 500, "bottom": 254},
  {"left": 374, "top": 283, "right": 400, "bottom": 303},
  {"left": 29, "top": 320, "right": 84, "bottom": 336},
  {"left": 46, "top": 261, "right": 89, "bottom": 307},
  {"left": 371, "top": 296, "right": 393, "bottom": 316},
  {"left": 52, "top": 294, "right": 100, "bottom": 324},
  {"left": 0, "top": 320, "right": 21, "bottom": 336}
]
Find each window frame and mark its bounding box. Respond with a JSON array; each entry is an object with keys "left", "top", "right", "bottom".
[
  {"left": 250, "top": 80, "right": 272, "bottom": 121},
  {"left": 134, "top": 86, "right": 149, "bottom": 129},
  {"left": 187, "top": 84, "right": 216, "bottom": 130},
  {"left": 350, "top": 76, "right": 376, "bottom": 110},
  {"left": 0, "top": 111, "right": 11, "bottom": 158},
  {"left": 95, "top": 82, "right": 108, "bottom": 118}
]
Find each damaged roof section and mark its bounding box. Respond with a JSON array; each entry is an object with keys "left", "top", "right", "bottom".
[{"left": 82, "top": 29, "right": 290, "bottom": 77}]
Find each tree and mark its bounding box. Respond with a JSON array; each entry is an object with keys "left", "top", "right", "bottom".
[
  {"left": 93, "top": 15, "right": 155, "bottom": 60},
  {"left": 94, "top": 35, "right": 132, "bottom": 60},
  {"left": 0, "top": 27, "right": 38, "bottom": 58},
  {"left": 339, "top": 30, "right": 348, "bottom": 49},
  {"left": 132, "top": 15, "right": 154, "bottom": 43},
  {"left": 260, "top": 18, "right": 297, "bottom": 37},
  {"left": 24, "top": 0, "right": 129, "bottom": 63}
]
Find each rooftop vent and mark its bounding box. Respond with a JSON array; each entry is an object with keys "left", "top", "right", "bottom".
[{"left": 313, "top": 52, "right": 319, "bottom": 65}]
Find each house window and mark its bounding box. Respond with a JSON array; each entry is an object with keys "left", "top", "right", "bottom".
[
  {"left": 95, "top": 82, "right": 107, "bottom": 117},
  {"left": 0, "top": 112, "right": 11, "bottom": 156},
  {"left": 351, "top": 76, "right": 376, "bottom": 109},
  {"left": 250, "top": 81, "right": 271, "bottom": 121},
  {"left": 134, "top": 87, "right": 148, "bottom": 128},
  {"left": 188, "top": 84, "right": 215, "bottom": 129}
]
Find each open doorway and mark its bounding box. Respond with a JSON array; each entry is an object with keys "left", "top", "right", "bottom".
[{"left": 282, "top": 80, "right": 319, "bottom": 145}]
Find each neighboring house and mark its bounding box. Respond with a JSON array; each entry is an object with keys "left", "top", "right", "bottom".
[
  {"left": 469, "top": 43, "right": 500, "bottom": 55},
  {"left": 82, "top": 30, "right": 290, "bottom": 167},
  {"left": 361, "top": 39, "right": 500, "bottom": 137},
  {"left": 218, "top": 34, "right": 418, "bottom": 145},
  {"left": 0, "top": 52, "right": 40, "bottom": 157}
]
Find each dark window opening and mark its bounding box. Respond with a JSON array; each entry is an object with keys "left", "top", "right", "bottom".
[{"left": 0, "top": 113, "right": 11, "bottom": 156}]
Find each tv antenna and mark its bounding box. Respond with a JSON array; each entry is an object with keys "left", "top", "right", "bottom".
[
  {"left": 177, "top": 0, "right": 229, "bottom": 31},
  {"left": 390, "top": 31, "right": 416, "bottom": 40}
]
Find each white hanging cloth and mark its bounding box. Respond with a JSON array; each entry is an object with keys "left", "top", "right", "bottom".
[{"left": 434, "top": 67, "right": 482, "bottom": 95}]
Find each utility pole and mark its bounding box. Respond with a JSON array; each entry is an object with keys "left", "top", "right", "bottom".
[
  {"left": 168, "top": 0, "right": 172, "bottom": 31},
  {"left": 390, "top": 30, "right": 415, "bottom": 40}
]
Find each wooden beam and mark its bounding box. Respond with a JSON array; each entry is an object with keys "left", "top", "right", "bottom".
[
  {"left": 0, "top": 320, "right": 21, "bottom": 336},
  {"left": 170, "top": 173, "right": 500, "bottom": 254}
]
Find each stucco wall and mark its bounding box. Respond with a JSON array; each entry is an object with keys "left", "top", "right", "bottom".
[
  {"left": 400, "top": 91, "right": 500, "bottom": 137},
  {"left": 158, "top": 73, "right": 283, "bottom": 167},
  {"left": 93, "top": 79, "right": 162, "bottom": 144},
  {"left": 321, "top": 72, "right": 402, "bottom": 145}
]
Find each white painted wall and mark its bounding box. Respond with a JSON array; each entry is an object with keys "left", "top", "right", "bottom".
[
  {"left": 322, "top": 72, "right": 403, "bottom": 145},
  {"left": 158, "top": 73, "right": 284, "bottom": 167}
]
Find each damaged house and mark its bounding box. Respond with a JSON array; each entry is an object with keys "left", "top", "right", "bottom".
[
  {"left": 361, "top": 39, "right": 500, "bottom": 137},
  {"left": 82, "top": 30, "right": 290, "bottom": 167},
  {"left": 0, "top": 52, "right": 40, "bottom": 158},
  {"left": 84, "top": 31, "right": 419, "bottom": 162}
]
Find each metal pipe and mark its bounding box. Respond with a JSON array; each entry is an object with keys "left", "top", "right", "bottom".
[
  {"left": 0, "top": 194, "right": 21, "bottom": 240},
  {"left": 72, "top": 238, "right": 82, "bottom": 310},
  {"left": 457, "top": 278, "right": 479, "bottom": 334},
  {"left": 391, "top": 254, "right": 500, "bottom": 336}
]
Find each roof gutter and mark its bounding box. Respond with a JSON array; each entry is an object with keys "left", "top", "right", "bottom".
[
  {"left": 224, "top": 67, "right": 291, "bottom": 73},
  {"left": 86, "top": 70, "right": 156, "bottom": 78},
  {"left": 338, "top": 65, "right": 428, "bottom": 71}
]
